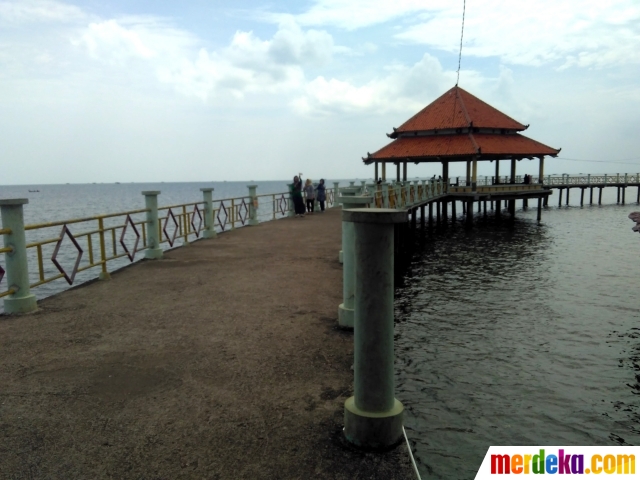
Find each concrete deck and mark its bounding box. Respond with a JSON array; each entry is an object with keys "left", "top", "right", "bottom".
[{"left": 0, "top": 207, "right": 413, "bottom": 479}]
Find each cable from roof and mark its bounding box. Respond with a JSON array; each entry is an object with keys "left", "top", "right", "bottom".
[{"left": 456, "top": 0, "right": 466, "bottom": 86}]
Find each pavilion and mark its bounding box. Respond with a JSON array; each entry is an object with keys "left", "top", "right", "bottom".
[{"left": 363, "top": 86, "right": 560, "bottom": 220}]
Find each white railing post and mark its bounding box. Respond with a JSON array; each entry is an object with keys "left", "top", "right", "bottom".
[
  {"left": 342, "top": 208, "right": 406, "bottom": 449},
  {"left": 1, "top": 199, "right": 37, "bottom": 314}
]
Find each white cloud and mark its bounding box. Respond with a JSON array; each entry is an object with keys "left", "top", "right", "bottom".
[
  {"left": 75, "top": 16, "right": 335, "bottom": 101},
  {"left": 0, "top": 0, "right": 86, "bottom": 24},
  {"left": 293, "top": 53, "right": 459, "bottom": 115}
]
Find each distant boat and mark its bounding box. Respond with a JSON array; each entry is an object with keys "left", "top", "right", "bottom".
[
  {"left": 28, "top": 190, "right": 39, "bottom": 192},
  {"left": 115, "top": 182, "right": 121, "bottom": 184}
]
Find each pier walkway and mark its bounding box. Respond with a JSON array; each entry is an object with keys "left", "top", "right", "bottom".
[{"left": 0, "top": 207, "right": 413, "bottom": 479}]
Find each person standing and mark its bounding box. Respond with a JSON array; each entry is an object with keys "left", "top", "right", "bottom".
[
  {"left": 316, "top": 179, "right": 326, "bottom": 213},
  {"left": 304, "top": 178, "right": 315, "bottom": 214},
  {"left": 292, "top": 174, "right": 305, "bottom": 217}
]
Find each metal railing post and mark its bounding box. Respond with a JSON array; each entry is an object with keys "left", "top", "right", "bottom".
[
  {"left": 142, "top": 191, "right": 163, "bottom": 259},
  {"left": 200, "top": 188, "right": 217, "bottom": 239},
  {"left": 182, "top": 204, "right": 190, "bottom": 246},
  {"left": 342, "top": 208, "right": 405, "bottom": 449},
  {"left": 0, "top": 199, "right": 37, "bottom": 314},
  {"left": 247, "top": 185, "right": 259, "bottom": 226}
]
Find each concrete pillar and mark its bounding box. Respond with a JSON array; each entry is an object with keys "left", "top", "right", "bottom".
[
  {"left": 382, "top": 183, "right": 390, "bottom": 208},
  {"left": 374, "top": 162, "right": 379, "bottom": 181},
  {"left": 247, "top": 185, "right": 259, "bottom": 226},
  {"left": 142, "top": 191, "right": 163, "bottom": 259},
  {"left": 402, "top": 163, "right": 407, "bottom": 182},
  {"left": 333, "top": 182, "right": 340, "bottom": 206},
  {"left": 0, "top": 199, "right": 37, "bottom": 314},
  {"left": 360, "top": 180, "right": 367, "bottom": 194},
  {"left": 539, "top": 157, "right": 545, "bottom": 183},
  {"left": 338, "top": 196, "right": 373, "bottom": 330},
  {"left": 200, "top": 188, "right": 217, "bottom": 239},
  {"left": 338, "top": 186, "right": 360, "bottom": 263},
  {"left": 342, "top": 208, "right": 405, "bottom": 449},
  {"left": 495, "top": 160, "right": 500, "bottom": 184},
  {"left": 350, "top": 181, "right": 356, "bottom": 187},
  {"left": 382, "top": 163, "right": 386, "bottom": 182}
]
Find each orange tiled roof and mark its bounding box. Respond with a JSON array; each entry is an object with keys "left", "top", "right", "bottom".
[
  {"left": 390, "top": 86, "right": 526, "bottom": 136},
  {"left": 367, "top": 133, "right": 560, "bottom": 162}
]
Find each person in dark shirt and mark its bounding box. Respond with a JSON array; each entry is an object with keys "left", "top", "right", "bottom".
[{"left": 292, "top": 174, "right": 305, "bottom": 217}]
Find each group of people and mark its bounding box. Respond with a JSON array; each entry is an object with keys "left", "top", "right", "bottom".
[{"left": 291, "top": 174, "right": 326, "bottom": 217}]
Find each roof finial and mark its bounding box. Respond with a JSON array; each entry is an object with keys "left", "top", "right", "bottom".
[{"left": 456, "top": 0, "right": 466, "bottom": 86}]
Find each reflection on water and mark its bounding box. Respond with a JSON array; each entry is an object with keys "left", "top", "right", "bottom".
[{"left": 395, "top": 193, "right": 640, "bottom": 479}]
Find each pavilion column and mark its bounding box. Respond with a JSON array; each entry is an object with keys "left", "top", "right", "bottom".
[
  {"left": 382, "top": 162, "right": 387, "bottom": 182},
  {"left": 403, "top": 163, "right": 407, "bottom": 182},
  {"left": 510, "top": 159, "right": 516, "bottom": 183},
  {"left": 375, "top": 162, "right": 379, "bottom": 181},
  {"left": 538, "top": 156, "right": 545, "bottom": 184},
  {"left": 472, "top": 157, "right": 478, "bottom": 192},
  {"left": 466, "top": 160, "right": 471, "bottom": 186},
  {"left": 495, "top": 160, "right": 500, "bottom": 184},
  {"left": 443, "top": 162, "right": 449, "bottom": 192},
  {"left": 396, "top": 163, "right": 400, "bottom": 182}
]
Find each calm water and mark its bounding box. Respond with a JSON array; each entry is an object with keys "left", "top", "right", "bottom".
[
  {"left": 2, "top": 182, "right": 640, "bottom": 479},
  {"left": 396, "top": 187, "right": 640, "bottom": 479}
]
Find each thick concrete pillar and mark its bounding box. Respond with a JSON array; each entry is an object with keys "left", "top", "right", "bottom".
[
  {"left": 1, "top": 199, "right": 37, "bottom": 314},
  {"left": 402, "top": 163, "right": 407, "bottom": 182},
  {"left": 495, "top": 160, "right": 500, "bottom": 184},
  {"left": 338, "top": 196, "right": 372, "bottom": 329},
  {"left": 338, "top": 187, "right": 361, "bottom": 263},
  {"left": 142, "top": 191, "right": 163, "bottom": 259},
  {"left": 200, "top": 188, "right": 217, "bottom": 239},
  {"left": 247, "top": 185, "right": 259, "bottom": 226},
  {"left": 374, "top": 162, "right": 378, "bottom": 181},
  {"left": 342, "top": 208, "right": 405, "bottom": 449}
]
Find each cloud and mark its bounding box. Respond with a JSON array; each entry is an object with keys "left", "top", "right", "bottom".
[
  {"left": 284, "top": 0, "right": 640, "bottom": 69},
  {"left": 0, "top": 0, "right": 86, "bottom": 24},
  {"left": 75, "top": 16, "right": 336, "bottom": 101},
  {"left": 293, "top": 53, "right": 459, "bottom": 115}
]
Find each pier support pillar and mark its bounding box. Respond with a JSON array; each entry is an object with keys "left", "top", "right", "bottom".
[
  {"left": 496, "top": 200, "right": 502, "bottom": 219},
  {"left": 429, "top": 202, "right": 433, "bottom": 227},
  {"left": 436, "top": 201, "right": 441, "bottom": 224},
  {"left": 558, "top": 189, "right": 563, "bottom": 207},
  {"left": 523, "top": 198, "right": 528, "bottom": 210},
  {"left": 466, "top": 200, "right": 473, "bottom": 225},
  {"left": 247, "top": 185, "right": 259, "bottom": 226},
  {"left": 1, "top": 199, "right": 37, "bottom": 314},
  {"left": 442, "top": 200, "right": 448, "bottom": 224},
  {"left": 580, "top": 188, "right": 584, "bottom": 207},
  {"left": 142, "top": 191, "right": 163, "bottom": 260},
  {"left": 451, "top": 201, "right": 456, "bottom": 223},
  {"left": 343, "top": 208, "right": 405, "bottom": 449},
  {"left": 617, "top": 187, "right": 620, "bottom": 204},
  {"left": 537, "top": 198, "right": 542, "bottom": 224},
  {"left": 338, "top": 196, "right": 373, "bottom": 329},
  {"left": 590, "top": 187, "right": 594, "bottom": 205},
  {"left": 599, "top": 188, "right": 603, "bottom": 205},
  {"left": 622, "top": 187, "right": 626, "bottom": 205},
  {"left": 420, "top": 205, "right": 425, "bottom": 227},
  {"left": 483, "top": 200, "right": 487, "bottom": 216},
  {"left": 200, "top": 188, "right": 217, "bottom": 239}
]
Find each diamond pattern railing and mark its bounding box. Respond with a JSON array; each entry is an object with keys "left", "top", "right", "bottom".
[
  {"left": 191, "top": 205, "right": 203, "bottom": 237},
  {"left": 51, "top": 225, "right": 84, "bottom": 285},
  {"left": 237, "top": 199, "right": 249, "bottom": 226},
  {"left": 217, "top": 201, "right": 229, "bottom": 231},
  {"left": 277, "top": 195, "right": 287, "bottom": 216},
  {"left": 119, "top": 214, "right": 140, "bottom": 262},
  {"left": 163, "top": 208, "right": 180, "bottom": 247}
]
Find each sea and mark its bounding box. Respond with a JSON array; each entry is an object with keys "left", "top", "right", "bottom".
[{"left": 2, "top": 181, "right": 640, "bottom": 478}]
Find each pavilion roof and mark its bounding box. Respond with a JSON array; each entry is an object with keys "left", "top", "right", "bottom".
[
  {"left": 389, "top": 86, "right": 526, "bottom": 137},
  {"left": 364, "top": 85, "right": 560, "bottom": 164},
  {"left": 366, "top": 133, "right": 560, "bottom": 163}
]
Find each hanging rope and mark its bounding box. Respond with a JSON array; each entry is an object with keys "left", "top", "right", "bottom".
[{"left": 456, "top": 0, "right": 466, "bottom": 86}]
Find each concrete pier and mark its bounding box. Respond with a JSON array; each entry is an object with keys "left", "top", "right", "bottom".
[{"left": 0, "top": 207, "right": 413, "bottom": 479}]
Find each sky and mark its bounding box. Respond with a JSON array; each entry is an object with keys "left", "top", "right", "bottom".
[{"left": 1, "top": 0, "right": 639, "bottom": 185}]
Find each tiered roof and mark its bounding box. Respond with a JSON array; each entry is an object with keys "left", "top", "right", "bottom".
[{"left": 364, "top": 86, "right": 560, "bottom": 163}]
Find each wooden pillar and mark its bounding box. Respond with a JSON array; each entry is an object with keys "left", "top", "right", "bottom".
[
  {"left": 466, "top": 200, "right": 473, "bottom": 225},
  {"left": 374, "top": 162, "right": 379, "bottom": 181},
  {"left": 495, "top": 161, "right": 500, "bottom": 184},
  {"left": 382, "top": 162, "right": 386, "bottom": 181},
  {"left": 537, "top": 197, "right": 542, "bottom": 223},
  {"left": 598, "top": 187, "right": 603, "bottom": 205},
  {"left": 590, "top": 187, "right": 594, "bottom": 205},
  {"left": 396, "top": 163, "right": 400, "bottom": 182},
  {"left": 403, "top": 163, "right": 407, "bottom": 182},
  {"left": 466, "top": 160, "right": 471, "bottom": 186},
  {"left": 558, "top": 188, "right": 563, "bottom": 207},
  {"left": 580, "top": 188, "right": 584, "bottom": 206}
]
